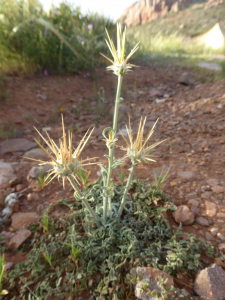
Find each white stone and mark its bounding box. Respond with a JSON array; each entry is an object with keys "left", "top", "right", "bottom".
[
  {"left": 205, "top": 201, "right": 217, "bottom": 217},
  {"left": 27, "top": 193, "right": 39, "bottom": 202},
  {"left": 217, "top": 233, "right": 225, "bottom": 241},
  {"left": 210, "top": 227, "right": 219, "bottom": 237}
]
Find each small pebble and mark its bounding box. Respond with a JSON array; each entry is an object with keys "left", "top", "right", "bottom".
[{"left": 217, "top": 232, "right": 225, "bottom": 241}]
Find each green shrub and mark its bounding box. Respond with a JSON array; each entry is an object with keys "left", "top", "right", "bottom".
[{"left": 0, "top": 0, "right": 115, "bottom": 74}]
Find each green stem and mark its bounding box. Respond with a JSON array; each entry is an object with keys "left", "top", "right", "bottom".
[
  {"left": 103, "top": 146, "right": 113, "bottom": 222},
  {"left": 118, "top": 162, "right": 136, "bottom": 218},
  {"left": 106, "top": 75, "right": 123, "bottom": 188},
  {"left": 103, "top": 75, "right": 123, "bottom": 223},
  {"left": 108, "top": 194, "right": 112, "bottom": 219},
  {"left": 113, "top": 75, "right": 123, "bottom": 132},
  {"left": 102, "top": 189, "right": 108, "bottom": 223},
  {"left": 68, "top": 176, "right": 101, "bottom": 228},
  {"left": 106, "top": 148, "right": 113, "bottom": 187}
]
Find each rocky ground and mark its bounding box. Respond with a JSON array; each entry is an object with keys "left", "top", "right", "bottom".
[{"left": 1, "top": 64, "right": 225, "bottom": 299}]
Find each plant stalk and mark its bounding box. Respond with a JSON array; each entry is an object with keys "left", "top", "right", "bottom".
[
  {"left": 103, "top": 75, "right": 123, "bottom": 222},
  {"left": 103, "top": 189, "right": 108, "bottom": 223},
  {"left": 103, "top": 146, "right": 113, "bottom": 222},
  {"left": 118, "top": 161, "right": 136, "bottom": 218},
  {"left": 108, "top": 195, "right": 112, "bottom": 219},
  {"left": 68, "top": 176, "right": 101, "bottom": 228},
  {"left": 113, "top": 74, "right": 123, "bottom": 132},
  {"left": 106, "top": 75, "right": 123, "bottom": 188}
]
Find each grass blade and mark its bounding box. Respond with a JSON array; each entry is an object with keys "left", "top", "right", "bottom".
[
  {"left": 10, "top": 17, "right": 84, "bottom": 60},
  {"left": 36, "top": 18, "right": 84, "bottom": 60}
]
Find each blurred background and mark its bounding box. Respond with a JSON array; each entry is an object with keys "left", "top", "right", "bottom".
[{"left": 0, "top": 0, "right": 224, "bottom": 75}]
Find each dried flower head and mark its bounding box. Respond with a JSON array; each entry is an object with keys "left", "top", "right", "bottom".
[
  {"left": 120, "top": 117, "right": 166, "bottom": 164},
  {"left": 100, "top": 23, "right": 139, "bottom": 76},
  {"left": 24, "top": 116, "right": 96, "bottom": 186}
]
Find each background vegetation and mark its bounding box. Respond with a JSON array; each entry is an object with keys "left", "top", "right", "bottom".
[
  {"left": 0, "top": 0, "right": 224, "bottom": 75},
  {"left": 0, "top": 0, "right": 114, "bottom": 74}
]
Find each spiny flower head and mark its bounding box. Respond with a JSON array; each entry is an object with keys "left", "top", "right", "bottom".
[
  {"left": 102, "top": 127, "right": 118, "bottom": 149},
  {"left": 120, "top": 117, "right": 166, "bottom": 164},
  {"left": 100, "top": 23, "right": 139, "bottom": 76},
  {"left": 24, "top": 116, "right": 96, "bottom": 186}
]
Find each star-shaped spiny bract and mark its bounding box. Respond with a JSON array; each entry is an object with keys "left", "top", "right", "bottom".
[
  {"left": 100, "top": 23, "right": 139, "bottom": 76},
  {"left": 24, "top": 116, "right": 96, "bottom": 187},
  {"left": 120, "top": 117, "right": 166, "bottom": 164}
]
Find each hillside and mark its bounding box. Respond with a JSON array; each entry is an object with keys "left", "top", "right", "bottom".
[
  {"left": 121, "top": 0, "right": 205, "bottom": 27},
  {"left": 124, "top": 0, "right": 225, "bottom": 64},
  {"left": 127, "top": 0, "right": 225, "bottom": 37}
]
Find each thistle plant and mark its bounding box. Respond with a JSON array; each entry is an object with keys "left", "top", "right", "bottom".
[
  {"left": 118, "top": 117, "right": 165, "bottom": 217},
  {"left": 24, "top": 116, "right": 101, "bottom": 228},
  {"left": 26, "top": 23, "right": 165, "bottom": 228},
  {"left": 98, "top": 24, "right": 140, "bottom": 222}
]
